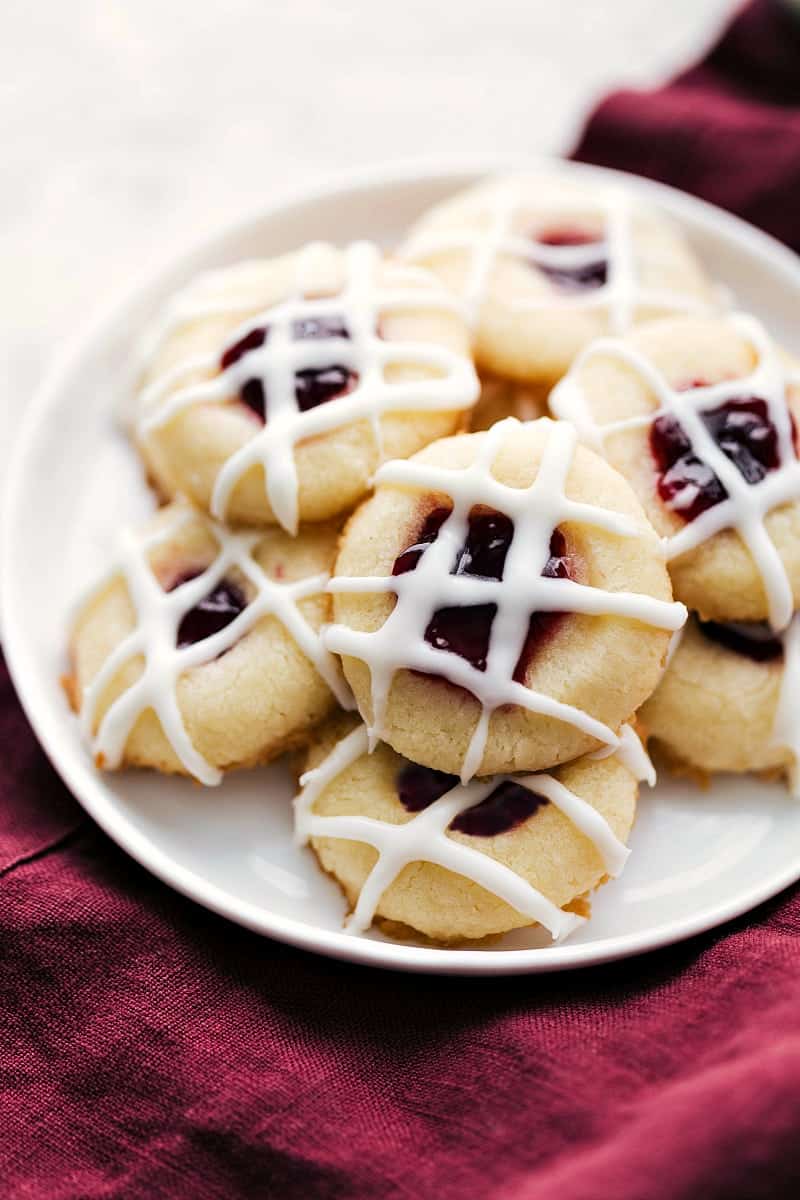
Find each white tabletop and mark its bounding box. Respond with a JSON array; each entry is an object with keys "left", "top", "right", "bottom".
[{"left": 1, "top": 0, "right": 734, "bottom": 474}]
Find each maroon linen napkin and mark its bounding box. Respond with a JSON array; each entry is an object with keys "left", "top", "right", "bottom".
[
  {"left": 573, "top": 0, "right": 800, "bottom": 252},
  {"left": 2, "top": 650, "right": 800, "bottom": 1200},
  {"left": 5, "top": 4, "right": 800, "bottom": 1195}
]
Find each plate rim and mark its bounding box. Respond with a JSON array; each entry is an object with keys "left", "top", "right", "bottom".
[{"left": 4, "top": 153, "right": 800, "bottom": 976}]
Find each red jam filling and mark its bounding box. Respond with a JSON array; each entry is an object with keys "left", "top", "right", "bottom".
[
  {"left": 533, "top": 227, "right": 608, "bottom": 291},
  {"left": 170, "top": 571, "right": 247, "bottom": 650},
  {"left": 392, "top": 507, "right": 572, "bottom": 676},
  {"left": 220, "top": 314, "right": 357, "bottom": 422},
  {"left": 395, "top": 763, "right": 548, "bottom": 837},
  {"left": 650, "top": 397, "right": 784, "bottom": 523}
]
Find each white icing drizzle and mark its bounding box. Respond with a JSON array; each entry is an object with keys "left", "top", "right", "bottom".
[
  {"left": 80, "top": 507, "right": 352, "bottom": 785},
  {"left": 664, "top": 625, "right": 685, "bottom": 671},
  {"left": 136, "top": 242, "right": 479, "bottom": 534},
  {"left": 294, "top": 723, "right": 633, "bottom": 940},
  {"left": 402, "top": 179, "right": 711, "bottom": 332},
  {"left": 591, "top": 723, "right": 656, "bottom": 787},
  {"left": 772, "top": 614, "right": 800, "bottom": 797},
  {"left": 551, "top": 314, "right": 800, "bottom": 631},
  {"left": 324, "top": 416, "right": 686, "bottom": 782}
]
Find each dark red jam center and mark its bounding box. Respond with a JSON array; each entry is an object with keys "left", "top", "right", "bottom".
[
  {"left": 517, "top": 535, "right": 571, "bottom": 683},
  {"left": 395, "top": 763, "right": 548, "bottom": 837},
  {"left": 171, "top": 571, "right": 247, "bottom": 650},
  {"left": 534, "top": 227, "right": 607, "bottom": 292},
  {"left": 220, "top": 313, "right": 357, "bottom": 422},
  {"left": 650, "top": 396, "right": 785, "bottom": 523},
  {"left": 391, "top": 505, "right": 450, "bottom": 575},
  {"left": 704, "top": 398, "right": 781, "bottom": 482},
  {"left": 450, "top": 780, "right": 549, "bottom": 837},
  {"left": 392, "top": 508, "right": 572, "bottom": 676},
  {"left": 537, "top": 229, "right": 603, "bottom": 247},
  {"left": 220, "top": 326, "right": 268, "bottom": 369},
  {"left": 697, "top": 619, "right": 784, "bottom": 663},
  {"left": 396, "top": 762, "right": 459, "bottom": 812},
  {"left": 294, "top": 365, "right": 356, "bottom": 413}
]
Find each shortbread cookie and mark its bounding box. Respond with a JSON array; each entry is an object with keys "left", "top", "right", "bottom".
[
  {"left": 551, "top": 314, "right": 800, "bottom": 628},
  {"left": 295, "top": 716, "right": 643, "bottom": 943},
  {"left": 65, "top": 501, "right": 350, "bottom": 783},
  {"left": 326, "top": 417, "right": 684, "bottom": 780},
  {"left": 401, "top": 173, "right": 713, "bottom": 387},
  {"left": 135, "top": 242, "right": 478, "bottom": 533},
  {"left": 641, "top": 614, "right": 800, "bottom": 787}
]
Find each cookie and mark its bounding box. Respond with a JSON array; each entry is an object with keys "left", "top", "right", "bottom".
[
  {"left": 551, "top": 313, "right": 800, "bottom": 628},
  {"left": 640, "top": 614, "right": 800, "bottom": 788},
  {"left": 400, "top": 173, "right": 713, "bottom": 387},
  {"left": 295, "top": 716, "right": 645, "bottom": 943},
  {"left": 325, "top": 416, "right": 685, "bottom": 780},
  {"left": 469, "top": 374, "right": 549, "bottom": 432},
  {"left": 134, "top": 242, "right": 479, "bottom": 533},
  {"left": 65, "top": 501, "right": 351, "bottom": 783}
]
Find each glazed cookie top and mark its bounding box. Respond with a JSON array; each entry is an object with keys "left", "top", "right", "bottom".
[
  {"left": 400, "top": 173, "right": 714, "bottom": 383},
  {"left": 135, "top": 242, "right": 478, "bottom": 532},
  {"left": 295, "top": 718, "right": 652, "bottom": 942},
  {"left": 325, "top": 417, "right": 685, "bottom": 781},
  {"left": 71, "top": 501, "right": 351, "bottom": 784},
  {"left": 550, "top": 314, "right": 800, "bottom": 629}
]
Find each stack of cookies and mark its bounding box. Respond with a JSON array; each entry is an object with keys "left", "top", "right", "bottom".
[
  {"left": 65, "top": 172, "right": 800, "bottom": 945},
  {"left": 550, "top": 316, "right": 800, "bottom": 790}
]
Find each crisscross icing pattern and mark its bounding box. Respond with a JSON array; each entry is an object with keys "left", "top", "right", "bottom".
[
  {"left": 551, "top": 314, "right": 800, "bottom": 631},
  {"left": 401, "top": 178, "right": 711, "bottom": 332},
  {"left": 80, "top": 508, "right": 352, "bottom": 786},
  {"left": 324, "top": 417, "right": 686, "bottom": 782},
  {"left": 294, "top": 722, "right": 649, "bottom": 941},
  {"left": 136, "top": 241, "right": 479, "bottom": 534}
]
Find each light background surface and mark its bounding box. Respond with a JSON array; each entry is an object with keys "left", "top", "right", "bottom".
[{"left": 2, "top": 0, "right": 734, "bottom": 473}]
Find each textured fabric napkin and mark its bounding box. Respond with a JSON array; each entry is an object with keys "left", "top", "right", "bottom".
[
  {"left": 4, "top": 2, "right": 800, "bottom": 1195},
  {"left": 573, "top": 0, "right": 800, "bottom": 253}
]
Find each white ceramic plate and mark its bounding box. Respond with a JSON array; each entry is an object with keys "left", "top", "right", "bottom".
[{"left": 4, "top": 157, "right": 800, "bottom": 975}]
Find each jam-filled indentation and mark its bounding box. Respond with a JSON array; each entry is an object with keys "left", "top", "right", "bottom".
[
  {"left": 533, "top": 227, "right": 608, "bottom": 292},
  {"left": 696, "top": 618, "right": 784, "bottom": 663},
  {"left": 392, "top": 507, "right": 573, "bottom": 675},
  {"left": 395, "top": 763, "right": 549, "bottom": 837},
  {"left": 391, "top": 505, "right": 450, "bottom": 576},
  {"left": 650, "top": 396, "right": 786, "bottom": 523},
  {"left": 396, "top": 761, "right": 459, "bottom": 812},
  {"left": 221, "top": 326, "right": 268, "bottom": 370},
  {"left": 294, "top": 365, "right": 357, "bottom": 413},
  {"left": 171, "top": 571, "right": 248, "bottom": 650},
  {"left": 449, "top": 780, "right": 549, "bottom": 836},
  {"left": 514, "top": 531, "right": 571, "bottom": 683},
  {"left": 220, "top": 313, "right": 358, "bottom": 423}
]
